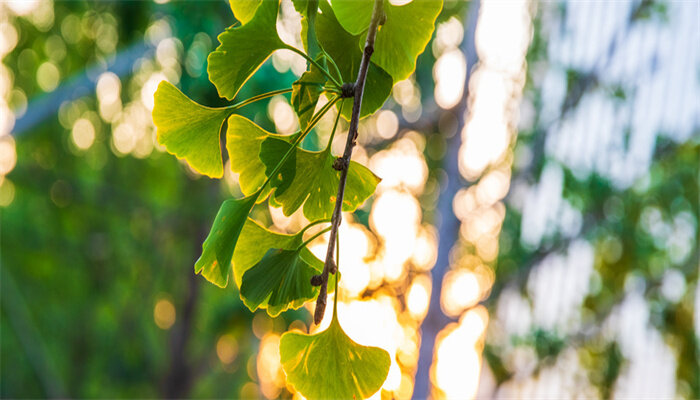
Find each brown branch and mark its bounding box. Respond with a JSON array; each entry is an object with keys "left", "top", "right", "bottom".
[{"left": 313, "top": 0, "right": 385, "bottom": 325}]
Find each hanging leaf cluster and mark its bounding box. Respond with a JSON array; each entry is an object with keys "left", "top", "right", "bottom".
[{"left": 151, "top": 0, "right": 441, "bottom": 398}]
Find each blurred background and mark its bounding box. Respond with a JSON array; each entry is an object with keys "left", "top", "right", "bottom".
[{"left": 1, "top": 0, "right": 698, "bottom": 399}]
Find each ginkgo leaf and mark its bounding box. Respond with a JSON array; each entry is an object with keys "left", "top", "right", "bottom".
[
  {"left": 260, "top": 137, "right": 380, "bottom": 221},
  {"left": 226, "top": 117, "right": 379, "bottom": 218},
  {"left": 280, "top": 314, "right": 391, "bottom": 400},
  {"left": 152, "top": 81, "right": 229, "bottom": 178},
  {"left": 234, "top": 219, "right": 335, "bottom": 316},
  {"left": 194, "top": 194, "right": 258, "bottom": 287},
  {"left": 240, "top": 247, "right": 322, "bottom": 316},
  {"left": 331, "top": 0, "right": 442, "bottom": 82},
  {"left": 226, "top": 115, "right": 297, "bottom": 198},
  {"left": 316, "top": 0, "right": 392, "bottom": 120},
  {"left": 228, "top": 0, "right": 261, "bottom": 24},
  {"left": 328, "top": 0, "right": 373, "bottom": 35},
  {"left": 208, "top": 0, "right": 285, "bottom": 100},
  {"left": 232, "top": 218, "right": 302, "bottom": 287},
  {"left": 292, "top": 59, "right": 326, "bottom": 131},
  {"left": 370, "top": 0, "right": 442, "bottom": 81}
]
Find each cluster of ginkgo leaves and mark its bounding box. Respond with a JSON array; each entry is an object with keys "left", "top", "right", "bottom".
[{"left": 151, "top": 0, "right": 441, "bottom": 398}]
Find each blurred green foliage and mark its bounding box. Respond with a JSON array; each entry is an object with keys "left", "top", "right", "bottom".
[{"left": 1, "top": 2, "right": 307, "bottom": 398}]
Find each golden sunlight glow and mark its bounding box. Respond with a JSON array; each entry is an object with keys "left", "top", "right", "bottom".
[
  {"left": 216, "top": 334, "right": 239, "bottom": 365},
  {"left": 407, "top": 274, "right": 431, "bottom": 320},
  {"left": 308, "top": 217, "right": 375, "bottom": 297},
  {"left": 434, "top": 17, "right": 464, "bottom": 56},
  {"left": 433, "top": 0, "right": 531, "bottom": 397},
  {"left": 392, "top": 78, "right": 422, "bottom": 123},
  {"left": 376, "top": 109, "right": 399, "bottom": 140},
  {"left": 434, "top": 307, "right": 488, "bottom": 399},
  {"left": 411, "top": 225, "right": 438, "bottom": 271},
  {"left": 257, "top": 333, "right": 285, "bottom": 399},
  {"left": 434, "top": 49, "right": 466, "bottom": 109},
  {"left": 442, "top": 269, "right": 480, "bottom": 316},
  {"left": 370, "top": 137, "right": 428, "bottom": 194},
  {"left": 269, "top": 203, "right": 308, "bottom": 233},
  {"left": 153, "top": 298, "right": 176, "bottom": 330}
]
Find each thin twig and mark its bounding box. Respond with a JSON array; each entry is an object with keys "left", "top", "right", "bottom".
[{"left": 313, "top": 0, "right": 385, "bottom": 325}]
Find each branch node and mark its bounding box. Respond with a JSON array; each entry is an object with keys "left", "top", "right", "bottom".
[
  {"left": 310, "top": 274, "right": 323, "bottom": 286},
  {"left": 332, "top": 157, "right": 347, "bottom": 171},
  {"left": 340, "top": 82, "right": 355, "bottom": 98}
]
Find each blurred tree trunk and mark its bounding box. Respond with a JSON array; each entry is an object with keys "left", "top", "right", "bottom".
[{"left": 412, "top": 1, "right": 480, "bottom": 398}]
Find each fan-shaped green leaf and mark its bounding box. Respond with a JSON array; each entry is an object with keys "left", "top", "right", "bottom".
[
  {"left": 208, "top": 0, "right": 285, "bottom": 100},
  {"left": 331, "top": 0, "right": 443, "bottom": 82},
  {"left": 226, "top": 115, "right": 297, "bottom": 198},
  {"left": 280, "top": 315, "right": 391, "bottom": 400},
  {"left": 152, "top": 81, "right": 229, "bottom": 179},
  {"left": 194, "top": 194, "right": 258, "bottom": 287},
  {"left": 240, "top": 248, "right": 322, "bottom": 316},
  {"left": 260, "top": 137, "right": 380, "bottom": 221},
  {"left": 328, "top": 0, "right": 373, "bottom": 35},
  {"left": 232, "top": 218, "right": 302, "bottom": 287},
  {"left": 228, "top": 0, "right": 261, "bottom": 24},
  {"left": 233, "top": 220, "right": 335, "bottom": 316},
  {"left": 371, "top": 0, "right": 442, "bottom": 81},
  {"left": 226, "top": 117, "right": 379, "bottom": 219},
  {"left": 316, "top": 0, "right": 392, "bottom": 120}
]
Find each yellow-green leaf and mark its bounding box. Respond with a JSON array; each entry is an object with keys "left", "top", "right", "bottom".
[
  {"left": 232, "top": 218, "right": 302, "bottom": 287},
  {"left": 225, "top": 115, "right": 297, "bottom": 198},
  {"left": 226, "top": 117, "right": 380, "bottom": 220},
  {"left": 194, "top": 194, "right": 258, "bottom": 287},
  {"left": 331, "top": 0, "right": 443, "bottom": 82},
  {"left": 261, "top": 137, "right": 380, "bottom": 221},
  {"left": 233, "top": 219, "right": 335, "bottom": 316},
  {"left": 371, "top": 0, "right": 442, "bottom": 81},
  {"left": 152, "top": 81, "right": 229, "bottom": 179},
  {"left": 208, "top": 0, "right": 285, "bottom": 100},
  {"left": 280, "top": 315, "right": 391, "bottom": 400},
  {"left": 228, "top": 0, "right": 261, "bottom": 24},
  {"left": 240, "top": 247, "right": 322, "bottom": 316},
  {"left": 328, "top": 0, "right": 372, "bottom": 35}
]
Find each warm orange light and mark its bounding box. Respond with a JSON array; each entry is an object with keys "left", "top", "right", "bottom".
[
  {"left": 257, "top": 333, "right": 284, "bottom": 399},
  {"left": 216, "top": 334, "right": 239, "bottom": 364},
  {"left": 153, "top": 298, "right": 176, "bottom": 330},
  {"left": 407, "top": 274, "right": 431, "bottom": 320}
]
